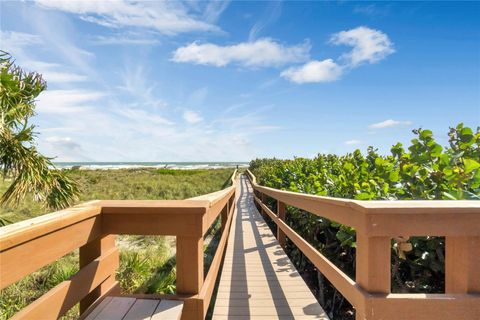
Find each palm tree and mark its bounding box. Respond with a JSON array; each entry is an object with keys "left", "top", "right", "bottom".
[{"left": 0, "top": 51, "right": 79, "bottom": 225}]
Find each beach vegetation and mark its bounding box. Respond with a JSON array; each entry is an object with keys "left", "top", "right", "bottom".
[
  {"left": 0, "top": 168, "right": 233, "bottom": 320},
  {"left": 0, "top": 52, "right": 79, "bottom": 226},
  {"left": 249, "top": 124, "right": 479, "bottom": 319}
]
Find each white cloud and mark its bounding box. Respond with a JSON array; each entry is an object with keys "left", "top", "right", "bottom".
[
  {"left": 202, "top": 1, "right": 231, "bottom": 24},
  {"left": 36, "top": 89, "right": 106, "bottom": 113},
  {"left": 281, "top": 26, "right": 394, "bottom": 84},
  {"left": 368, "top": 119, "right": 413, "bottom": 129},
  {"left": 183, "top": 110, "right": 203, "bottom": 124},
  {"left": 118, "top": 65, "right": 166, "bottom": 109},
  {"left": 330, "top": 26, "right": 394, "bottom": 66},
  {"left": 188, "top": 87, "right": 208, "bottom": 105},
  {"left": 45, "top": 136, "right": 81, "bottom": 150},
  {"left": 42, "top": 136, "right": 92, "bottom": 161},
  {"left": 19, "top": 60, "right": 87, "bottom": 84},
  {"left": 172, "top": 38, "right": 310, "bottom": 67},
  {"left": 0, "top": 30, "right": 41, "bottom": 54},
  {"left": 353, "top": 4, "right": 389, "bottom": 17},
  {"left": 116, "top": 107, "right": 173, "bottom": 126},
  {"left": 280, "top": 59, "right": 343, "bottom": 83},
  {"left": 1, "top": 29, "right": 92, "bottom": 85},
  {"left": 34, "top": 0, "right": 222, "bottom": 35},
  {"left": 90, "top": 35, "right": 160, "bottom": 46},
  {"left": 344, "top": 139, "right": 362, "bottom": 145},
  {"left": 41, "top": 71, "right": 87, "bottom": 83}
]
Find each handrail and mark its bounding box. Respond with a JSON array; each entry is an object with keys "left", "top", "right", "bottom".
[
  {"left": 246, "top": 169, "right": 480, "bottom": 320},
  {"left": 0, "top": 169, "right": 238, "bottom": 320}
]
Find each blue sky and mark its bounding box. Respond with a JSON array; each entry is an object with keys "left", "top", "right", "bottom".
[{"left": 1, "top": 1, "right": 479, "bottom": 161}]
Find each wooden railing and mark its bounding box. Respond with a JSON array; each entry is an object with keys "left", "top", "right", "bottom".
[
  {"left": 0, "top": 170, "right": 237, "bottom": 320},
  {"left": 246, "top": 169, "right": 480, "bottom": 320}
]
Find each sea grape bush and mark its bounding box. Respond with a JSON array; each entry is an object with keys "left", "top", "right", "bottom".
[{"left": 249, "top": 124, "right": 479, "bottom": 319}]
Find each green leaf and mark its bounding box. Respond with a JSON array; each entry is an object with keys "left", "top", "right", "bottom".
[
  {"left": 430, "top": 143, "right": 443, "bottom": 157},
  {"left": 464, "top": 159, "right": 480, "bottom": 173},
  {"left": 420, "top": 130, "right": 433, "bottom": 140},
  {"left": 460, "top": 127, "right": 474, "bottom": 143},
  {"left": 355, "top": 192, "right": 372, "bottom": 200},
  {"left": 389, "top": 170, "right": 400, "bottom": 182}
]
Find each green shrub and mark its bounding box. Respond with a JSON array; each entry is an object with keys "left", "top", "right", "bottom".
[{"left": 250, "top": 124, "right": 479, "bottom": 319}]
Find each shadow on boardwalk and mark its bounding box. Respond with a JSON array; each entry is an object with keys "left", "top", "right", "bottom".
[{"left": 212, "top": 175, "right": 328, "bottom": 319}]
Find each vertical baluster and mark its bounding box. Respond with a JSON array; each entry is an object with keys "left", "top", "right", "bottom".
[
  {"left": 261, "top": 193, "right": 267, "bottom": 217},
  {"left": 277, "top": 200, "right": 286, "bottom": 249},
  {"left": 445, "top": 236, "right": 480, "bottom": 293},
  {"left": 355, "top": 234, "right": 391, "bottom": 320},
  {"left": 79, "top": 235, "right": 118, "bottom": 315},
  {"left": 177, "top": 235, "right": 204, "bottom": 320},
  {"left": 221, "top": 202, "right": 229, "bottom": 232}
]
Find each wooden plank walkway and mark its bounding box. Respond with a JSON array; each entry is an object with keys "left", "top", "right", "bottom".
[
  {"left": 82, "top": 297, "right": 183, "bottom": 320},
  {"left": 212, "top": 175, "right": 329, "bottom": 320}
]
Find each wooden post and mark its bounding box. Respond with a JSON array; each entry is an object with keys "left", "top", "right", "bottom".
[
  {"left": 220, "top": 203, "right": 229, "bottom": 232},
  {"left": 79, "top": 235, "right": 118, "bottom": 315},
  {"left": 445, "top": 236, "right": 480, "bottom": 293},
  {"left": 254, "top": 191, "right": 261, "bottom": 212},
  {"left": 355, "top": 234, "right": 391, "bottom": 320},
  {"left": 177, "top": 236, "right": 204, "bottom": 294},
  {"left": 261, "top": 193, "right": 267, "bottom": 217},
  {"left": 177, "top": 236, "right": 204, "bottom": 320},
  {"left": 277, "top": 201, "right": 286, "bottom": 249}
]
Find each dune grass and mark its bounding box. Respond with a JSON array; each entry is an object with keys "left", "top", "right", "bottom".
[
  {"left": 0, "top": 168, "right": 233, "bottom": 224},
  {"left": 0, "top": 168, "right": 233, "bottom": 320}
]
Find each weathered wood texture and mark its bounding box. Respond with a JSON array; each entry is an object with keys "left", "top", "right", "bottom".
[{"left": 212, "top": 176, "right": 329, "bottom": 319}]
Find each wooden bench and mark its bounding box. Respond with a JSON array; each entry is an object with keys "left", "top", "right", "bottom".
[{"left": 81, "top": 297, "right": 183, "bottom": 320}]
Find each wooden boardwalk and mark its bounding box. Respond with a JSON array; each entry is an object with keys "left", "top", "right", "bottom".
[
  {"left": 82, "top": 297, "right": 183, "bottom": 320},
  {"left": 212, "top": 175, "right": 328, "bottom": 320}
]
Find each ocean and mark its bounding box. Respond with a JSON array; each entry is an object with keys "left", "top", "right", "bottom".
[{"left": 53, "top": 162, "right": 249, "bottom": 170}]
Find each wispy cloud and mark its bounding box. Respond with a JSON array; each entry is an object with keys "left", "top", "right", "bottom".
[
  {"left": 25, "top": 9, "right": 97, "bottom": 78},
  {"left": 249, "top": 0, "right": 282, "bottom": 41},
  {"left": 183, "top": 110, "right": 203, "bottom": 124},
  {"left": 25, "top": 60, "right": 87, "bottom": 83},
  {"left": 172, "top": 38, "right": 310, "bottom": 67},
  {"left": 353, "top": 4, "right": 390, "bottom": 17},
  {"left": 0, "top": 30, "right": 41, "bottom": 53},
  {"left": 0, "top": 31, "right": 88, "bottom": 84},
  {"left": 344, "top": 139, "right": 362, "bottom": 145},
  {"left": 45, "top": 136, "right": 81, "bottom": 151},
  {"left": 36, "top": 89, "right": 106, "bottom": 113},
  {"left": 281, "top": 59, "right": 343, "bottom": 83},
  {"left": 3, "top": 2, "right": 285, "bottom": 162},
  {"left": 90, "top": 34, "right": 160, "bottom": 46},
  {"left": 44, "top": 136, "right": 91, "bottom": 161},
  {"left": 118, "top": 65, "right": 166, "bottom": 109},
  {"left": 34, "top": 0, "right": 223, "bottom": 35},
  {"left": 202, "top": 0, "right": 231, "bottom": 24},
  {"left": 115, "top": 107, "right": 173, "bottom": 126},
  {"left": 368, "top": 119, "right": 413, "bottom": 129}
]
